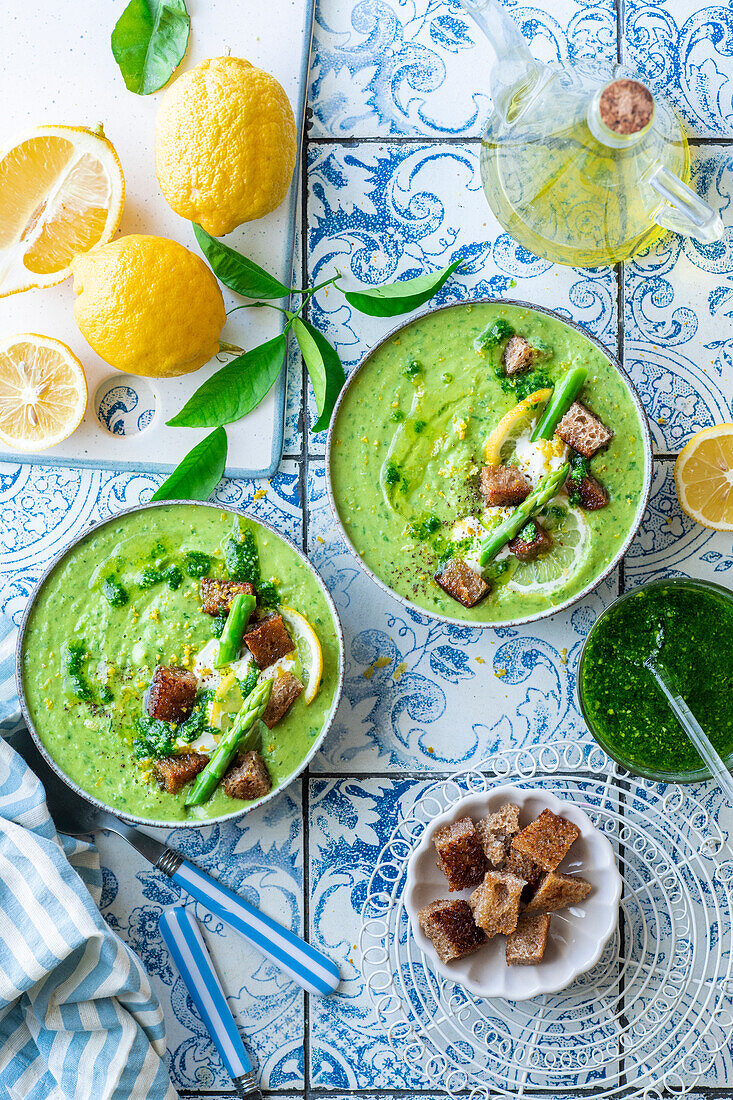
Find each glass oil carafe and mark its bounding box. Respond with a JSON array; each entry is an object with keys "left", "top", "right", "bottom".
[{"left": 461, "top": 0, "right": 724, "bottom": 267}]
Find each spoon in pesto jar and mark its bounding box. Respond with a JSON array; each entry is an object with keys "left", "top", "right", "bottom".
[{"left": 644, "top": 636, "right": 733, "bottom": 804}]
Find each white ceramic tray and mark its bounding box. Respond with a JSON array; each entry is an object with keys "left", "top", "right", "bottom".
[{"left": 0, "top": 0, "right": 314, "bottom": 478}]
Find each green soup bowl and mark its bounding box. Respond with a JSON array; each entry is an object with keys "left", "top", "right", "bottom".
[
  {"left": 326, "top": 297, "right": 653, "bottom": 628},
  {"left": 13, "top": 500, "right": 344, "bottom": 827}
]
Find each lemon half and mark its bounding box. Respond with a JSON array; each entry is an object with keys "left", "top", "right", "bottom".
[
  {"left": 0, "top": 334, "right": 87, "bottom": 451},
  {"left": 0, "top": 125, "right": 124, "bottom": 297},
  {"left": 675, "top": 425, "right": 733, "bottom": 531}
]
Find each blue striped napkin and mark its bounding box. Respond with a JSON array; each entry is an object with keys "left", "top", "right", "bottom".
[{"left": 0, "top": 614, "right": 178, "bottom": 1100}]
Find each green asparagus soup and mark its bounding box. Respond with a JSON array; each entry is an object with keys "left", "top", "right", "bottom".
[
  {"left": 329, "top": 301, "right": 649, "bottom": 623},
  {"left": 580, "top": 580, "right": 733, "bottom": 779},
  {"left": 21, "top": 504, "right": 341, "bottom": 823}
]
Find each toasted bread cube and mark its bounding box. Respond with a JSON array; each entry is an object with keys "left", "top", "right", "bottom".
[
  {"left": 504, "top": 848, "right": 544, "bottom": 886},
  {"left": 468, "top": 871, "right": 525, "bottom": 937},
  {"left": 262, "top": 670, "right": 303, "bottom": 729},
  {"left": 506, "top": 912, "right": 551, "bottom": 966},
  {"left": 223, "top": 750, "right": 272, "bottom": 801},
  {"left": 475, "top": 803, "right": 521, "bottom": 867},
  {"left": 244, "top": 614, "right": 295, "bottom": 669},
  {"left": 153, "top": 753, "right": 208, "bottom": 794},
  {"left": 479, "top": 465, "right": 531, "bottom": 507},
  {"left": 434, "top": 816, "right": 489, "bottom": 891},
  {"left": 200, "top": 577, "right": 255, "bottom": 615},
  {"left": 511, "top": 808, "right": 580, "bottom": 872},
  {"left": 508, "top": 522, "right": 553, "bottom": 562},
  {"left": 417, "top": 899, "right": 487, "bottom": 963},
  {"left": 503, "top": 335, "right": 540, "bottom": 376},
  {"left": 434, "top": 559, "right": 490, "bottom": 609},
  {"left": 556, "top": 401, "right": 614, "bottom": 458},
  {"left": 147, "top": 665, "right": 198, "bottom": 723},
  {"left": 525, "top": 871, "right": 592, "bottom": 914},
  {"left": 576, "top": 474, "right": 609, "bottom": 511}
]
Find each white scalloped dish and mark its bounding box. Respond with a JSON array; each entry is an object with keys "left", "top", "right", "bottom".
[{"left": 404, "top": 785, "right": 621, "bottom": 1000}]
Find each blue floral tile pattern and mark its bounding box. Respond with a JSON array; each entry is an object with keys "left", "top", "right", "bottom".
[
  {"left": 625, "top": 148, "right": 733, "bottom": 452},
  {"left": 310, "top": 0, "right": 617, "bottom": 137},
  {"left": 309, "top": 776, "right": 434, "bottom": 1089},
  {"left": 624, "top": 0, "right": 733, "bottom": 137},
  {"left": 625, "top": 459, "right": 733, "bottom": 584}
]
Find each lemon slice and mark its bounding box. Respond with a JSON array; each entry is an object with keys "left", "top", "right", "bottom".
[
  {"left": 483, "top": 388, "right": 553, "bottom": 464},
  {"left": 0, "top": 334, "right": 87, "bottom": 451},
  {"left": 675, "top": 425, "right": 733, "bottom": 531},
  {"left": 0, "top": 125, "right": 124, "bottom": 296},
  {"left": 280, "top": 607, "right": 323, "bottom": 704},
  {"left": 506, "top": 508, "right": 590, "bottom": 596}
]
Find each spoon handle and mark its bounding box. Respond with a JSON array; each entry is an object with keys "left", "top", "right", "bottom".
[
  {"left": 159, "top": 906, "right": 262, "bottom": 1100},
  {"left": 646, "top": 660, "right": 733, "bottom": 803}
]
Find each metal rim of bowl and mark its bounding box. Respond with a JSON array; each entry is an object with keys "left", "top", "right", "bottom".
[
  {"left": 577, "top": 576, "right": 733, "bottom": 784},
  {"left": 15, "top": 499, "right": 345, "bottom": 828},
  {"left": 325, "top": 296, "right": 654, "bottom": 630}
]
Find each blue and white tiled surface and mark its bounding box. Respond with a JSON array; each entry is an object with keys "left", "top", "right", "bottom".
[{"left": 2, "top": 0, "right": 733, "bottom": 1095}]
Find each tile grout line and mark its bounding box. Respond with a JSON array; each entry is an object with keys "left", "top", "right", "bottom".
[{"left": 305, "top": 134, "right": 733, "bottom": 147}]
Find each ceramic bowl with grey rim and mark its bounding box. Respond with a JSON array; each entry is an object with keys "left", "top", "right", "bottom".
[
  {"left": 9, "top": 500, "right": 344, "bottom": 829},
  {"left": 325, "top": 297, "right": 652, "bottom": 629}
]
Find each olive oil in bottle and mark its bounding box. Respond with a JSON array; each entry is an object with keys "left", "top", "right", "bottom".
[{"left": 462, "top": 0, "right": 722, "bottom": 267}]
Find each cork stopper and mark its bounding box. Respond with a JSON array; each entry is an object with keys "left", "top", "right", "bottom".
[{"left": 599, "top": 79, "right": 654, "bottom": 135}]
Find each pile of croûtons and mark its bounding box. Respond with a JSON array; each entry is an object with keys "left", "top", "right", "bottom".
[{"left": 419, "top": 804, "right": 592, "bottom": 967}]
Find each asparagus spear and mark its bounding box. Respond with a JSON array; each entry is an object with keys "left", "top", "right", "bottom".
[
  {"left": 184, "top": 677, "right": 273, "bottom": 807},
  {"left": 215, "top": 592, "right": 256, "bottom": 668},
  {"left": 530, "top": 365, "right": 588, "bottom": 441},
  {"left": 479, "top": 463, "right": 570, "bottom": 566}
]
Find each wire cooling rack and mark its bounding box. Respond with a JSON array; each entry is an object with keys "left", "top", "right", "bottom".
[{"left": 359, "top": 742, "right": 733, "bottom": 1098}]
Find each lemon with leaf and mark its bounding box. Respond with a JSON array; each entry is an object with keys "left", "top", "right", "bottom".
[
  {"left": 154, "top": 56, "right": 297, "bottom": 235},
  {"left": 71, "top": 234, "right": 226, "bottom": 378}
]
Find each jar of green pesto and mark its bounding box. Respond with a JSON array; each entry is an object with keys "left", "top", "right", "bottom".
[{"left": 578, "top": 578, "right": 733, "bottom": 783}]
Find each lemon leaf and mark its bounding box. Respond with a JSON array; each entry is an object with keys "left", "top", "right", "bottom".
[
  {"left": 151, "top": 427, "right": 227, "bottom": 502},
  {"left": 193, "top": 225, "right": 292, "bottom": 300},
  {"left": 111, "top": 0, "right": 190, "bottom": 96},
  {"left": 343, "top": 259, "right": 462, "bottom": 318},
  {"left": 291, "top": 318, "right": 346, "bottom": 433},
  {"left": 167, "top": 335, "right": 287, "bottom": 427}
]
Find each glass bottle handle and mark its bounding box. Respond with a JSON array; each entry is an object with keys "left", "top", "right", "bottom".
[{"left": 649, "top": 164, "right": 724, "bottom": 244}]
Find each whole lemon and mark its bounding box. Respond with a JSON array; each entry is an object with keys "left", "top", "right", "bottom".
[
  {"left": 154, "top": 56, "right": 297, "bottom": 236},
  {"left": 72, "top": 235, "right": 226, "bottom": 378}
]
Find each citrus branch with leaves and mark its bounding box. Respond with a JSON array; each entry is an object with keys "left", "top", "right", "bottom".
[{"left": 152, "top": 226, "right": 462, "bottom": 501}]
